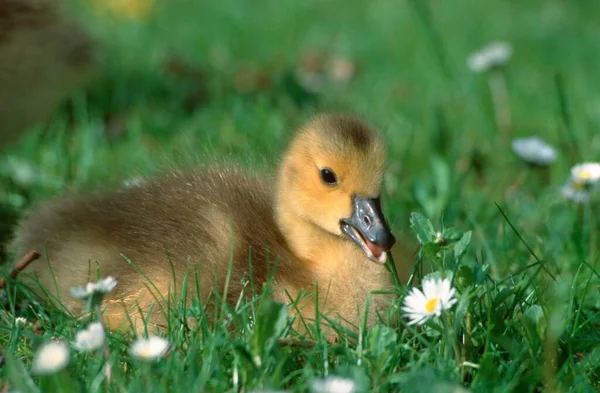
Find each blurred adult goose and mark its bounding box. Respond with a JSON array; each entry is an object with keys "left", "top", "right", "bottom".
[
  {"left": 0, "top": 0, "right": 96, "bottom": 148},
  {"left": 10, "top": 114, "right": 411, "bottom": 333}
]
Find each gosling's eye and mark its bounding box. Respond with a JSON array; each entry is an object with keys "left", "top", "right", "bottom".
[{"left": 320, "top": 168, "right": 337, "bottom": 185}]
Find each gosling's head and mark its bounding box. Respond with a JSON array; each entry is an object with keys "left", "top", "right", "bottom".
[{"left": 277, "top": 114, "right": 396, "bottom": 264}]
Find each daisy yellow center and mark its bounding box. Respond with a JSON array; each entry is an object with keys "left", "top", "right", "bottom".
[
  {"left": 425, "top": 297, "right": 439, "bottom": 313},
  {"left": 579, "top": 171, "right": 592, "bottom": 179}
]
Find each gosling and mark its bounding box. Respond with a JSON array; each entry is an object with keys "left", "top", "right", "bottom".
[{"left": 10, "top": 114, "right": 409, "bottom": 333}]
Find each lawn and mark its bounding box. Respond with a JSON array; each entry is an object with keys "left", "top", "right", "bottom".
[{"left": 1, "top": 0, "right": 600, "bottom": 391}]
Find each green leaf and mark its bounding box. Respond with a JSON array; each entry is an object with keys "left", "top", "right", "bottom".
[
  {"left": 523, "top": 304, "right": 546, "bottom": 343},
  {"left": 489, "top": 334, "right": 523, "bottom": 355},
  {"left": 431, "top": 156, "right": 451, "bottom": 207},
  {"left": 4, "top": 353, "right": 41, "bottom": 393},
  {"left": 410, "top": 212, "right": 436, "bottom": 244},
  {"left": 492, "top": 287, "right": 515, "bottom": 310},
  {"left": 474, "top": 263, "right": 490, "bottom": 285},
  {"left": 547, "top": 280, "right": 570, "bottom": 340},
  {"left": 387, "top": 368, "right": 469, "bottom": 393},
  {"left": 413, "top": 180, "right": 437, "bottom": 221},
  {"left": 366, "top": 324, "right": 397, "bottom": 373},
  {"left": 441, "top": 227, "right": 462, "bottom": 242},
  {"left": 251, "top": 299, "right": 288, "bottom": 367},
  {"left": 473, "top": 354, "right": 502, "bottom": 385},
  {"left": 453, "top": 289, "right": 471, "bottom": 333},
  {"left": 412, "top": 157, "right": 452, "bottom": 222},
  {"left": 454, "top": 265, "right": 475, "bottom": 292},
  {"left": 454, "top": 230, "right": 472, "bottom": 260}
]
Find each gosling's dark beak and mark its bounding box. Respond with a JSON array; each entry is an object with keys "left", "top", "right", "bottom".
[{"left": 340, "top": 195, "right": 396, "bottom": 264}]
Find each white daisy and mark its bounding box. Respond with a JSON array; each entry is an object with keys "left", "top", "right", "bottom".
[
  {"left": 402, "top": 277, "right": 457, "bottom": 325},
  {"left": 70, "top": 276, "right": 117, "bottom": 299},
  {"left": 129, "top": 336, "right": 170, "bottom": 361},
  {"left": 32, "top": 341, "right": 70, "bottom": 375},
  {"left": 74, "top": 322, "right": 105, "bottom": 352},
  {"left": 15, "top": 317, "right": 27, "bottom": 328},
  {"left": 570, "top": 162, "right": 600, "bottom": 185},
  {"left": 511, "top": 137, "right": 558, "bottom": 166},
  {"left": 467, "top": 41, "right": 513, "bottom": 73},
  {"left": 310, "top": 377, "right": 356, "bottom": 393}
]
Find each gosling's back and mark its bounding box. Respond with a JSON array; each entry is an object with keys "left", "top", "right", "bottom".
[{"left": 11, "top": 166, "right": 308, "bottom": 329}]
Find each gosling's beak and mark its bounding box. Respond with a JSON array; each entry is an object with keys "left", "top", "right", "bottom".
[{"left": 340, "top": 195, "right": 396, "bottom": 264}]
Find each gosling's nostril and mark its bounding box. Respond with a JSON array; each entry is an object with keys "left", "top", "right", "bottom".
[
  {"left": 377, "top": 230, "right": 396, "bottom": 250},
  {"left": 363, "top": 215, "right": 371, "bottom": 226}
]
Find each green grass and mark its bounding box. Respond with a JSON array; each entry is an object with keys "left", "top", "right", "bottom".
[{"left": 2, "top": 0, "right": 600, "bottom": 391}]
